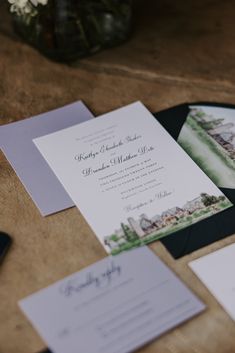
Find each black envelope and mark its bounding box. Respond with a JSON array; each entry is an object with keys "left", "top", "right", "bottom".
[{"left": 153, "top": 102, "right": 235, "bottom": 259}]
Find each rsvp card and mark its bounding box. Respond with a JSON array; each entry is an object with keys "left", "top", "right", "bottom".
[
  {"left": 34, "top": 102, "right": 232, "bottom": 253},
  {"left": 189, "top": 243, "right": 235, "bottom": 321},
  {"left": 19, "top": 247, "right": 205, "bottom": 353}
]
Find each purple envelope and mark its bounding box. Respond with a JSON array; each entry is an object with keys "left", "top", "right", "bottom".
[{"left": 0, "top": 101, "right": 93, "bottom": 216}]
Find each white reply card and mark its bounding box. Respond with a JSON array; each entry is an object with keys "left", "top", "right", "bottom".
[
  {"left": 189, "top": 243, "right": 235, "bottom": 321},
  {"left": 19, "top": 247, "right": 205, "bottom": 353},
  {"left": 33, "top": 102, "right": 232, "bottom": 254}
]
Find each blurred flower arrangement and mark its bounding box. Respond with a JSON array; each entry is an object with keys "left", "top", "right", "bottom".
[
  {"left": 8, "top": 0, "right": 132, "bottom": 62},
  {"left": 9, "top": 0, "right": 48, "bottom": 19}
]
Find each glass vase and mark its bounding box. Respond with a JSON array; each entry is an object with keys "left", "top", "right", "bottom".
[{"left": 13, "top": 0, "right": 132, "bottom": 62}]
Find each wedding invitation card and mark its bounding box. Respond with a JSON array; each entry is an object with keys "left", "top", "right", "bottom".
[
  {"left": 189, "top": 243, "right": 235, "bottom": 321},
  {"left": 34, "top": 102, "right": 232, "bottom": 253},
  {"left": 0, "top": 101, "right": 93, "bottom": 216},
  {"left": 19, "top": 247, "right": 205, "bottom": 353}
]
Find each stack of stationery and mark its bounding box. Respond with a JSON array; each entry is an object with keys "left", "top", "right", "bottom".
[{"left": 1, "top": 99, "right": 235, "bottom": 353}]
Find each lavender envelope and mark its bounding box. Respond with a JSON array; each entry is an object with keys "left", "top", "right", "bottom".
[{"left": 0, "top": 101, "right": 93, "bottom": 216}]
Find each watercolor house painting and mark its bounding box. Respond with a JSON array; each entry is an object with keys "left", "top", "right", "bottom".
[
  {"left": 104, "top": 192, "right": 231, "bottom": 254},
  {"left": 178, "top": 106, "right": 235, "bottom": 188},
  {"left": 190, "top": 107, "right": 235, "bottom": 160}
]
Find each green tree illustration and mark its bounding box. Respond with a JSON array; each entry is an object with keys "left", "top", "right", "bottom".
[
  {"left": 201, "top": 193, "right": 218, "bottom": 207},
  {"left": 121, "top": 223, "right": 138, "bottom": 242}
]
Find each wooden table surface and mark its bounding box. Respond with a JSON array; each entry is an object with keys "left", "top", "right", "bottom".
[{"left": 1, "top": 1, "right": 235, "bottom": 352}]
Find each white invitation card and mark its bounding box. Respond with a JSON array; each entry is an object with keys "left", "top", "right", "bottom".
[
  {"left": 19, "top": 247, "right": 205, "bottom": 353},
  {"left": 34, "top": 102, "right": 232, "bottom": 254},
  {"left": 189, "top": 243, "right": 235, "bottom": 321}
]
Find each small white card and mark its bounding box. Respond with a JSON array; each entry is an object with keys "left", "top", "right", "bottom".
[
  {"left": 33, "top": 102, "right": 232, "bottom": 254},
  {"left": 189, "top": 243, "right": 235, "bottom": 321},
  {"left": 19, "top": 247, "right": 205, "bottom": 353}
]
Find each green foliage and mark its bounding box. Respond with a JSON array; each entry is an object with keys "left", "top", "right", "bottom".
[
  {"left": 109, "top": 234, "right": 119, "bottom": 242},
  {"left": 121, "top": 223, "right": 138, "bottom": 242},
  {"left": 186, "top": 116, "right": 235, "bottom": 171},
  {"left": 190, "top": 110, "right": 206, "bottom": 119},
  {"left": 218, "top": 195, "right": 226, "bottom": 201},
  {"left": 111, "top": 239, "right": 141, "bottom": 255},
  {"left": 200, "top": 118, "right": 224, "bottom": 131},
  {"left": 219, "top": 200, "right": 232, "bottom": 208},
  {"left": 201, "top": 193, "right": 218, "bottom": 207},
  {"left": 177, "top": 138, "right": 221, "bottom": 186}
]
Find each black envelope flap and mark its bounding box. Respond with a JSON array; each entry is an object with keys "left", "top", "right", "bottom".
[{"left": 153, "top": 102, "right": 235, "bottom": 258}]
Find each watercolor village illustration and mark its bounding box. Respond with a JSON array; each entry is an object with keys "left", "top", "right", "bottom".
[
  {"left": 104, "top": 192, "right": 231, "bottom": 255},
  {"left": 178, "top": 107, "right": 235, "bottom": 188}
]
